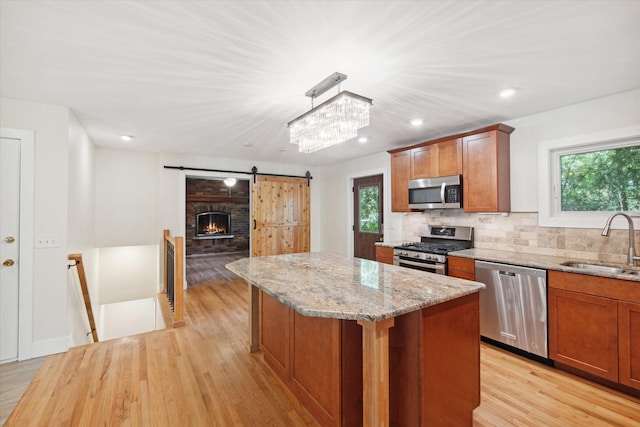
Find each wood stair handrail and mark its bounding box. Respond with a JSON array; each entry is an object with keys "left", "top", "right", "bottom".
[
  {"left": 68, "top": 253, "right": 99, "bottom": 342},
  {"left": 163, "top": 229, "right": 185, "bottom": 327}
]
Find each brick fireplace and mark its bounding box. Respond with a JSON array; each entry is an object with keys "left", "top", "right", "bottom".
[{"left": 185, "top": 178, "right": 250, "bottom": 256}]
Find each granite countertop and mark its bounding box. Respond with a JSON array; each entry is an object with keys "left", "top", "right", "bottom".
[
  {"left": 226, "top": 252, "right": 484, "bottom": 322},
  {"left": 451, "top": 248, "right": 640, "bottom": 282}
]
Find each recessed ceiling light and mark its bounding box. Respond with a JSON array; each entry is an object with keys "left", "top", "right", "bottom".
[
  {"left": 121, "top": 135, "right": 133, "bottom": 142},
  {"left": 499, "top": 88, "right": 517, "bottom": 98},
  {"left": 410, "top": 118, "right": 423, "bottom": 127},
  {"left": 358, "top": 137, "right": 368, "bottom": 143},
  {"left": 243, "top": 142, "right": 253, "bottom": 147}
]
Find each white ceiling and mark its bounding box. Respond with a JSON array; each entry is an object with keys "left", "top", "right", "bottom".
[{"left": 2, "top": 1, "right": 639, "bottom": 166}]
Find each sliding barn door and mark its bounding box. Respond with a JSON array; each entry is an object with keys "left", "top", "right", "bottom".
[{"left": 251, "top": 176, "right": 310, "bottom": 257}]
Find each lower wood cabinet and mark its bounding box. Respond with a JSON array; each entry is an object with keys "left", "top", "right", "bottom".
[
  {"left": 548, "top": 271, "right": 640, "bottom": 392},
  {"left": 375, "top": 245, "right": 394, "bottom": 265},
  {"left": 548, "top": 288, "right": 618, "bottom": 382},
  {"left": 260, "top": 290, "right": 480, "bottom": 426},
  {"left": 619, "top": 300, "right": 640, "bottom": 389},
  {"left": 447, "top": 255, "right": 475, "bottom": 280}
]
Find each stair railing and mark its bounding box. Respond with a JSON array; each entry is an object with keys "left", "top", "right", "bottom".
[{"left": 163, "top": 229, "right": 185, "bottom": 327}]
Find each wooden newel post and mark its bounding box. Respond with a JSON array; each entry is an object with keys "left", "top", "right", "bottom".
[{"left": 358, "top": 317, "right": 395, "bottom": 427}]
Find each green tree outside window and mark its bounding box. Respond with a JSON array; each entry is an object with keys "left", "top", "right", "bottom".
[{"left": 560, "top": 145, "right": 640, "bottom": 211}]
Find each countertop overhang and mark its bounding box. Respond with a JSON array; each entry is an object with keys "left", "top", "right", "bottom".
[{"left": 226, "top": 252, "right": 485, "bottom": 322}]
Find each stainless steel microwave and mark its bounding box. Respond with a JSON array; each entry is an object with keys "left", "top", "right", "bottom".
[{"left": 408, "top": 174, "right": 462, "bottom": 209}]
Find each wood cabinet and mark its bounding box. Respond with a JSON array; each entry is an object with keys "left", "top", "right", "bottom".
[
  {"left": 375, "top": 245, "right": 394, "bottom": 265},
  {"left": 548, "top": 288, "right": 618, "bottom": 381},
  {"left": 388, "top": 123, "right": 513, "bottom": 213},
  {"left": 619, "top": 300, "right": 640, "bottom": 389},
  {"left": 390, "top": 151, "right": 412, "bottom": 212},
  {"left": 260, "top": 292, "right": 361, "bottom": 426},
  {"left": 548, "top": 271, "right": 640, "bottom": 391},
  {"left": 411, "top": 138, "right": 462, "bottom": 179},
  {"left": 462, "top": 126, "right": 513, "bottom": 212},
  {"left": 447, "top": 255, "right": 475, "bottom": 280},
  {"left": 260, "top": 291, "right": 480, "bottom": 426}
]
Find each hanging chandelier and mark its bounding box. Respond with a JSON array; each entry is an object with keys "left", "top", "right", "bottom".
[{"left": 288, "top": 72, "right": 372, "bottom": 153}]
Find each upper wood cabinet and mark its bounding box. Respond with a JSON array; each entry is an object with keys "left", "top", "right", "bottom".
[
  {"left": 410, "top": 138, "right": 462, "bottom": 179},
  {"left": 390, "top": 151, "right": 413, "bottom": 212},
  {"left": 389, "top": 124, "right": 513, "bottom": 213},
  {"left": 462, "top": 126, "right": 513, "bottom": 213}
]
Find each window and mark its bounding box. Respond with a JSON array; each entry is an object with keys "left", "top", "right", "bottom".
[
  {"left": 359, "top": 185, "right": 380, "bottom": 233},
  {"left": 560, "top": 146, "right": 639, "bottom": 212},
  {"left": 538, "top": 126, "right": 640, "bottom": 228}
]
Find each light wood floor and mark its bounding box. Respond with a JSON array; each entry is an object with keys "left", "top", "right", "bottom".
[{"left": 3, "top": 252, "right": 640, "bottom": 426}]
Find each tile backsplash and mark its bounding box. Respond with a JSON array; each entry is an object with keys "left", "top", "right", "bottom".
[{"left": 402, "top": 211, "right": 640, "bottom": 265}]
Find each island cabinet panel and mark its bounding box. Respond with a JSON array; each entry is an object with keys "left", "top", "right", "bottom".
[
  {"left": 421, "top": 292, "right": 480, "bottom": 426},
  {"left": 619, "top": 301, "right": 640, "bottom": 390},
  {"left": 259, "top": 292, "right": 481, "bottom": 426},
  {"left": 391, "top": 151, "right": 413, "bottom": 212},
  {"left": 548, "top": 288, "right": 618, "bottom": 382},
  {"left": 291, "top": 312, "right": 342, "bottom": 426},
  {"left": 447, "top": 256, "right": 475, "bottom": 280},
  {"left": 462, "top": 129, "right": 511, "bottom": 213},
  {"left": 259, "top": 292, "right": 363, "bottom": 427},
  {"left": 259, "top": 292, "right": 291, "bottom": 380},
  {"left": 375, "top": 245, "right": 394, "bottom": 265}
]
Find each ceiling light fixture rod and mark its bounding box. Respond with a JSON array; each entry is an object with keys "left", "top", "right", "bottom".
[{"left": 304, "top": 72, "right": 347, "bottom": 99}]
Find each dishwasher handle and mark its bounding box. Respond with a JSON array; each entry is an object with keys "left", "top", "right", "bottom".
[{"left": 499, "top": 271, "right": 516, "bottom": 277}]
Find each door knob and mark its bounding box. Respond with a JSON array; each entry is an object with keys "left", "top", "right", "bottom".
[
  {"left": 3, "top": 259, "right": 15, "bottom": 267},
  {"left": 4, "top": 236, "right": 15, "bottom": 243}
]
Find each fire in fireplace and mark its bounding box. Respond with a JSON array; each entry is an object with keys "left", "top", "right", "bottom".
[{"left": 195, "top": 211, "right": 234, "bottom": 239}]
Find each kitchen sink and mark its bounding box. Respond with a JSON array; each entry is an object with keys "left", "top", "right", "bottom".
[
  {"left": 561, "top": 262, "right": 625, "bottom": 274},
  {"left": 561, "top": 261, "right": 640, "bottom": 276}
]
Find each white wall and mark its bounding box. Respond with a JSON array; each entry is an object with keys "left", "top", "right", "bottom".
[
  {"left": 67, "top": 111, "right": 97, "bottom": 347},
  {"left": 95, "top": 148, "right": 158, "bottom": 247},
  {"left": 0, "top": 97, "right": 70, "bottom": 357},
  {"left": 506, "top": 88, "right": 640, "bottom": 212},
  {"left": 97, "top": 245, "right": 158, "bottom": 304},
  {"left": 313, "top": 151, "right": 403, "bottom": 256}
]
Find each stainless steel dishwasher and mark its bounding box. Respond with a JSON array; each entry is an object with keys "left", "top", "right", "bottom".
[{"left": 475, "top": 261, "right": 548, "bottom": 358}]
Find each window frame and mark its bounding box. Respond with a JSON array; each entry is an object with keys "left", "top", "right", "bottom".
[{"left": 538, "top": 125, "right": 640, "bottom": 229}]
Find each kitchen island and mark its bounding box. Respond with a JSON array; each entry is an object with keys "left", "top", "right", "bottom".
[{"left": 226, "top": 252, "right": 485, "bottom": 426}]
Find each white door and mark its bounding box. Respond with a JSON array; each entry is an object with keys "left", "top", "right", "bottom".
[{"left": 0, "top": 137, "right": 20, "bottom": 363}]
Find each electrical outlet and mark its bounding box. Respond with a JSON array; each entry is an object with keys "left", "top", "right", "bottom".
[{"left": 35, "top": 236, "right": 59, "bottom": 248}]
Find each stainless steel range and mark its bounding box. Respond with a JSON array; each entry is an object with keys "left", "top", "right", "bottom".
[{"left": 393, "top": 225, "right": 473, "bottom": 275}]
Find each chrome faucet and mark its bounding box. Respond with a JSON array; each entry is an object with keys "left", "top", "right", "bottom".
[{"left": 601, "top": 212, "right": 640, "bottom": 267}]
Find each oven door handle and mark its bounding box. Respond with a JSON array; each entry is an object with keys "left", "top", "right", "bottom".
[
  {"left": 398, "top": 259, "right": 446, "bottom": 273},
  {"left": 440, "top": 182, "right": 446, "bottom": 207}
]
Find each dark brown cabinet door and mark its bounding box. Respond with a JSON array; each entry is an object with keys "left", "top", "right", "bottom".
[
  {"left": 353, "top": 174, "right": 383, "bottom": 261},
  {"left": 619, "top": 300, "right": 640, "bottom": 390},
  {"left": 548, "top": 288, "right": 619, "bottom": 382}
]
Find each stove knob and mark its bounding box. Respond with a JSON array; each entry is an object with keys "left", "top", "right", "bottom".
[{"left": 413, "top": 253, "right": 420, "bottom": 258}]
